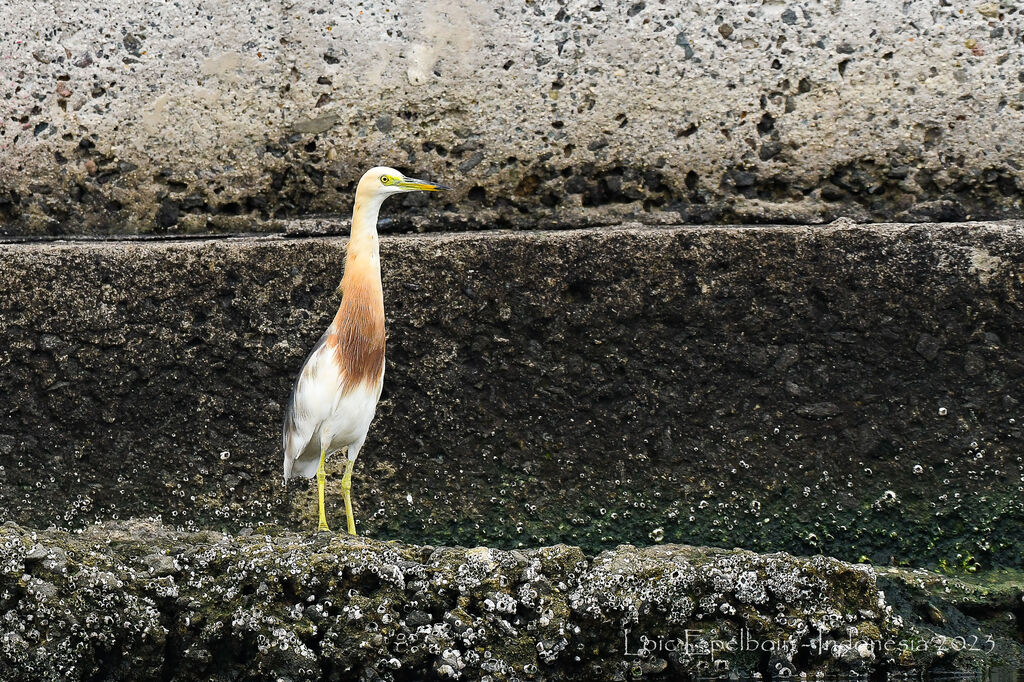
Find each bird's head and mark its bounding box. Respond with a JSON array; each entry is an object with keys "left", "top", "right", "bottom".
[{"left": 357, "top": 166, "right": 450, "bottom": 199}]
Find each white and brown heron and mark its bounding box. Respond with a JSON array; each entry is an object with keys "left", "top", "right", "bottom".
[{"left": 283, "top": 167, "right": 449, "bottom": 534}]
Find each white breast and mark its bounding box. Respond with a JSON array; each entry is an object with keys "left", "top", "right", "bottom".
[{"left": 283, "top": 342, "right": 384, "bottom": 480}]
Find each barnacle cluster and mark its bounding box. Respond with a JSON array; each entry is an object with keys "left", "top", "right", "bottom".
[{"left": 0, "top": 521, "right": 1018, "bottom": 681}]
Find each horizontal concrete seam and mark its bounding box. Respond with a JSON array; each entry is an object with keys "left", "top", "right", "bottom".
[{"left": 3, "top": 220, "right": 1024, "bottom": 252}]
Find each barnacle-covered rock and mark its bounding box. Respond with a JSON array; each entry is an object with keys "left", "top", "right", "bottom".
[{"left": 0, "top": 521, "right": 1019, "bottom": 681}]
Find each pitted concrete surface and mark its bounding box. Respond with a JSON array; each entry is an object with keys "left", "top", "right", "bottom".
[
  {"left": 2, "top": 1, "right": 1023, "bottom": 235},
  {"left": 1, "top": 221, "right": 1024, "bottom": 568}
]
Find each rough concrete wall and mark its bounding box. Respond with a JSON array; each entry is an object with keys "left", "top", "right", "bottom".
[
  {"left": 1, "top": 521, "right": 1021, "bottom": 680},
  {"left": 2, "top": 1, "right": 1023, "bottom": 235},
  {"left": 2, "top": 222, "right": 1024, "bottom": 568}
]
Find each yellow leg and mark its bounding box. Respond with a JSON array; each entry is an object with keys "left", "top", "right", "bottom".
[
  {"left": 341, "top": 458, "right": 356, "bottom": 536},
  {"left": 316, "top": 448, "right": 329, "bottom": 532}
]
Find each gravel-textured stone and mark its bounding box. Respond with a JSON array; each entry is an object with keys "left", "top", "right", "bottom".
[
  {"left": 1, "top": 221, "right": 1024, "bottom": 569},
  {"left": 1, "top": 1, "right": 1023, "bottom": 235},
  {"left": 0, "top": 520, "right": 1019, "bottom": 680}
]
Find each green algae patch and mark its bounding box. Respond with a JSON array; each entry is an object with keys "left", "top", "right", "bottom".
[{"left": 877, "top": 567, "right": 1024, "bottom": 668}]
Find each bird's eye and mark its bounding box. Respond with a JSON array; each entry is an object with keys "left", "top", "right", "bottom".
[{"left": 380, "top": 175, "right": 390, "bottom": 184}]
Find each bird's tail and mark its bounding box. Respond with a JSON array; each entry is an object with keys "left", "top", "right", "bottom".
[
  {"left": 283, "top": 419, "right": 323, "bottom": 482},
  {"left": 282, "top": 407, "right": 304, "bottom": 484}
]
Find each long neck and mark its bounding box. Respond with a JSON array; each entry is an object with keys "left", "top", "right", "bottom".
[
  {"left": 341, "top": 193, "right": 384, "bottom": 294},
  {"left": 327, "top": 191, "right": 387, "bottom": 391}
]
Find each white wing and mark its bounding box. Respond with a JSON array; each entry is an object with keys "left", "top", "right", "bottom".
[{"left": 282, "top": 332, "right": 341, "bottom": 481}]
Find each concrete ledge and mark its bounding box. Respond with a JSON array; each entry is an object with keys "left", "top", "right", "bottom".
[
  {"left": 1, "top": 221, "right": 1024, "bottom": 568},
  {"left": 2, "top": 1, "right": 1023, "bottom": 234},
  {"left": 0, "top": 520, "right": 1020, "bottom": 680}
]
